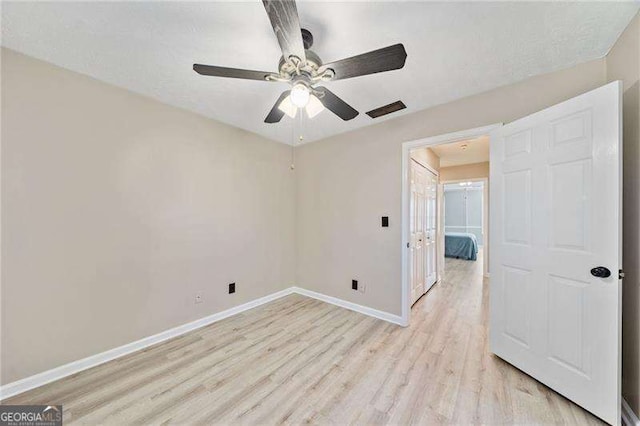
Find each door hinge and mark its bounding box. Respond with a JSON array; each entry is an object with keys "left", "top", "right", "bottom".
[{"left": 619, "top": 269, "right": 625, "bottom": 279}]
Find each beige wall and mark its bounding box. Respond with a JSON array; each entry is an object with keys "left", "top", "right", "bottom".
[
  {"left": 439, "top": 161, "right": 489, "bottom": 182},
  {"left": 606, "top": 12, "right": 640, "bottom": 418},
  {"left": 0, "top": 49, "right": 295, "bottom": 385},
  {"left": 295, "top": 58, "right": 606, "bottom": 316},
  {"left": 410, "top": 147, "right": 440, "bottom": 171}
]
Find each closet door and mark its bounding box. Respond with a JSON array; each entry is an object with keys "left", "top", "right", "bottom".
[
  {"left": 410, "top": 162, "right": 426, "bottom": 305},
  {"left": 411, "top": 160, "right": 438, "bottom": 305}
]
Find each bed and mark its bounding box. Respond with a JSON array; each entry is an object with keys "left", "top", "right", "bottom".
[{"left": 444, "top": 232, "right": 478, "bottom": 261}]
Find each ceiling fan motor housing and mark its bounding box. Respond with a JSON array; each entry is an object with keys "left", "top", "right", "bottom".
[
  {"left": 301, "top": 28, "right": 314, "bottom": 49},
  {"left": 278, "top": 49, "right": 322, "bottom": 77}
]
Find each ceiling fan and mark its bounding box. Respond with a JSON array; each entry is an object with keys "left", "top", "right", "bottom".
[{"left": 193, "top": 0, "right": 407, "bottom": 123}]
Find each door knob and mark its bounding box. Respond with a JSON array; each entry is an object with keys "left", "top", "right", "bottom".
[{"left": 590, "top": 267, "right": 611, "bottom": 278}]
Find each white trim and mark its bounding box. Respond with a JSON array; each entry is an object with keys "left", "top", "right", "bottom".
[
  {"left": 0, "top": 287, "right": 295, "bottom": 400},
  {"left": 292, "top": 287, "right": 404, "bottom": 326},
  {"left": 623, "top": 398, "right": 640, "bottom": 426},
  {"left": 401, "top": 124, "right": 502, "bottom": 327},
  {"left": 0, "top": 286, "right": 405, "bottom": 400}
]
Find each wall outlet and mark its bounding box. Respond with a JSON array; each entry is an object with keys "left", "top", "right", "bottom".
[
  {"left": 195, "top": 294, "right": 203, "bottom": 304},
  {"left": 229, "top": 283, "right": 236, "bottom": 294},
  {"left": 358, "top": 282, "right": 366, "bottom": 293},
  {"left": 352, "top": 280, "right": 358, "bottom": 291}
]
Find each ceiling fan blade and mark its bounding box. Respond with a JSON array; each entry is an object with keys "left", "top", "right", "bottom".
[
  {"left": 265, "top": 90, "right": 291, "bottom": 123},
  {"left": 193, "top": 64, "right": 272, "bottom": 81},
  {"left": 320, "top": 44, "right": 407, "bottom": 81},
  {"left": 262, "top": 0, "right": 306, "bottom": 64},
  {"left": 315, "top": 87, "right": 359, "bottom": 121}
]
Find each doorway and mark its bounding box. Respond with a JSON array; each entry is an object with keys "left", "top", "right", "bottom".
[{"left": 402, "top": 124, "right": 499, "bottom": 323}]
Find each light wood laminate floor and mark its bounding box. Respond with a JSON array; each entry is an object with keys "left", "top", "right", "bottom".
[{"left": 3, "top": 253, "right": 604, "bottom": 425}]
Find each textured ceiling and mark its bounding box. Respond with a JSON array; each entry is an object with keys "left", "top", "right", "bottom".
[
  {"left": 2, "top": 1, "right": 638, "bottom": 145},
  {"left": 432, "top": 136, "right": 490, "bottom": 168}
]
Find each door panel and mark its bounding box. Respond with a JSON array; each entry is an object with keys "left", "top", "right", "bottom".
[
  {"left": 503, "top": 170, "right": 531, "bottom": 245},
  {"left": 410, "top": 162, "right": 425, "bottom": 305},
  {"left": 502, "top": 265, "right": 531, "bottom": 347},
  {"left": 550, "top": 160, "right": 591, "bottom": 250},
  {"left": 410, "top": 160, "right": 438, "bottom": 305},
  {"left": 547, "top": 274, "right": 589, "bottom": 376},
  {"left": 490, "top": 82, "right": 621, "bottom": 425}
]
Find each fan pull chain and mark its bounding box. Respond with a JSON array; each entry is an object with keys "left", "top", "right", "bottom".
[
  {"left": 290, "top": 137, "right": 295, "bottom": 171},
  {"left": 290, "top": 112, "right": 296, "bottom": 170},
  {"left": 298, "top": 107, "right": 305, "bottom": 144},
  {"left": 289, "top": 105, "right": 308, "bottom": 170}
]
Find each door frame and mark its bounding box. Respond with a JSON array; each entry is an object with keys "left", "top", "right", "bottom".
[
  {"left": 440, "top": 177, "right": 489, "bottom": 278},
  {"left": 401, "top": 123, "right": 502, "bottom": 326}
]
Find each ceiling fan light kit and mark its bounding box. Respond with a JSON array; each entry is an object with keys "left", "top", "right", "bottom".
[
  {"left": 277, "top": 88, "right": 323, "bottom": 119},
  {"left": 290, "top": 83, "right": 310, "bottom": 108},
  {"left": 278, "top": 96, "right": 298, "bottom": 119},
  {"left": 193, "top": 0, "right": 408, "bottom": 124},
  {"left": 305, "top": 95, "right": 324, "bottom": 118}
]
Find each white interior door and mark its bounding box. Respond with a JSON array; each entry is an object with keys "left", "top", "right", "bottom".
[
  {"left": 411, "top": 160, "right": 438, "bottom": 305},
  {"left": 490, "top": 81, "right": 622, "bottom": 425},
  {"left": 410, "top": 161, "right": 426, "bottom": 305}
]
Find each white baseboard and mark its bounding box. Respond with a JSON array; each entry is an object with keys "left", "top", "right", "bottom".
[
  {"left": 291, "top": 287, "right": 404, "bottom": 326},
  {"left": 623, "top": 398, "right": 640, "bottom": 426},
  {"left": 0, "top": 287, "right": 295, "bottom": 400}
]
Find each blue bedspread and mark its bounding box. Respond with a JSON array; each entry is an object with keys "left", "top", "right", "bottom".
[{"left": 445, "top": 232, "right": 478, "bottom": 261}]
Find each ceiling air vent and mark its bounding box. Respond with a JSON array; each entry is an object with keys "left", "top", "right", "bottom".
[{"left": 366, "top": 101, "right": 406, "bottom": 119}]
